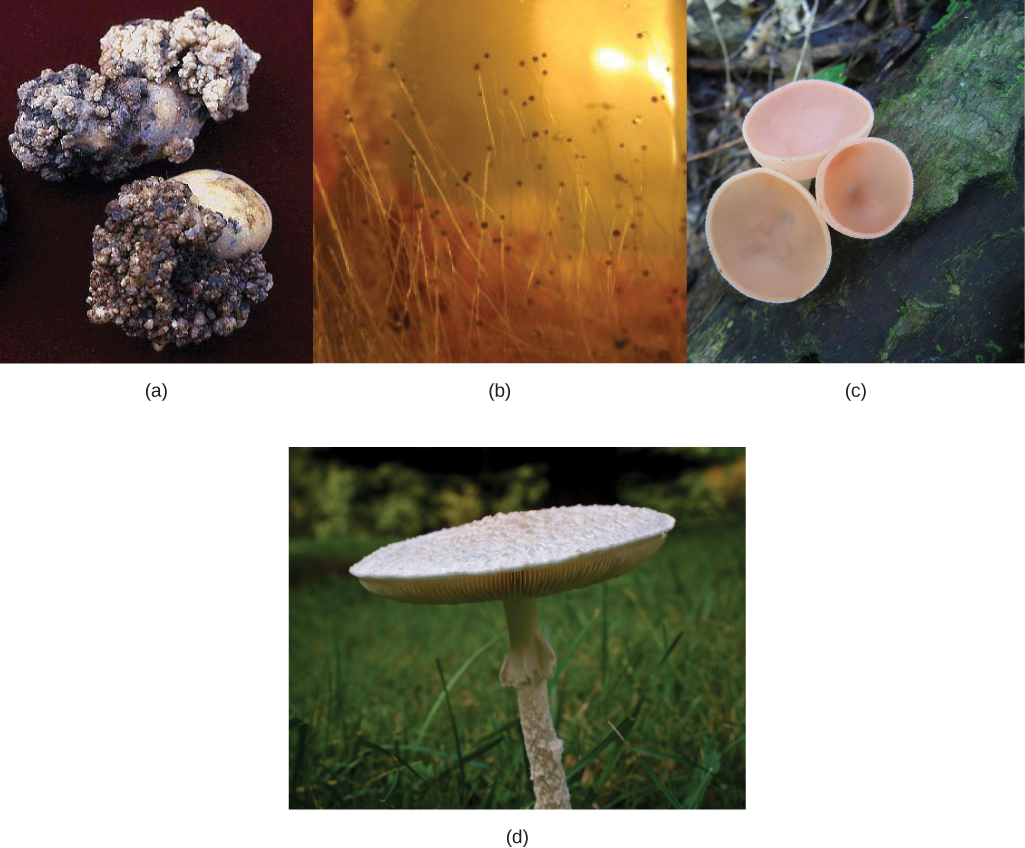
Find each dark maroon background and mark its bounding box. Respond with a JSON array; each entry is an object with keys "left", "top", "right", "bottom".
[{"left": 0, "top": 1, "right": 311, "bottom": 362}]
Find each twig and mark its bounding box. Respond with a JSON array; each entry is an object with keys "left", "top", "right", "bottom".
[
  {"left": 686, "top": 137, "right": 746, "bottom": 163},
  {"left": 705, "top": 0, "right": 734, "bottom": 115},
  {"left": 687, "top": 31, "right": 883, "bottom": 74},
  {"left": 793, "top": 0, "right": 820, "bottom": 81},
  {"left": 892, "top": 0, "right": 905, "bottom": 26}
]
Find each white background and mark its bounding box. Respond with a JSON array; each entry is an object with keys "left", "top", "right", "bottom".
[{"left": 0, "top": 363, "right": 1022, "bottom": 846}]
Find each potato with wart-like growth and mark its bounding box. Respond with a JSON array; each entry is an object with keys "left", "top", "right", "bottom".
[
  {"left": 87, "top": 171, "right": 273, "bottom": 351},
  {"left": 9, "top": 7, "right": 260, "bottom": 182}
]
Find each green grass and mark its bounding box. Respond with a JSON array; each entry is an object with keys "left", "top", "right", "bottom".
[
  {"left": 288, "top": 521, "right": 746, "bottom": 809},
  {"left": 289, "top": 536, "right": 402, "bottom": 580}
]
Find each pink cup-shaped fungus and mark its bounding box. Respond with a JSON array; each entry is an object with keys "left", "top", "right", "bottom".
[
  {"left": 743, "top": 80, "right": 874, "bottom": 181},
  {"left": 815, "top": 137, "right": 913, "bottom": 239},
  {"left": 706, "top": 168, "right": 832, "bottom": 303}
]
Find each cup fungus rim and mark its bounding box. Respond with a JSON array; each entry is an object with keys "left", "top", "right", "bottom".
[
  {"left": 814, "top": 136, "right": 914, "bottom": 239},
  {"left": 706, "top": 167, "right": 832, "bottom": 304},
  {"left": 742, "top": 79, "right": 875, "bottom": 181}
]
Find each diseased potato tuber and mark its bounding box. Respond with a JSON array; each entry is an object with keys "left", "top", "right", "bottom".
[
  {"left": 87, "top": 172, "right": 273, "bottom": 350},
  {"left": 9, "top": 8, "right": 260, "bottom": 181}
]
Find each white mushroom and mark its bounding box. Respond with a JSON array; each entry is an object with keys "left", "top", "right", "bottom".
[{"left": 349, "top": 504, "right": 676, "bottom": 810}]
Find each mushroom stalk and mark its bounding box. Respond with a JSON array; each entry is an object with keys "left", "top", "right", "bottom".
[{"left": 500, "top": 595, "right": 571, "bottom": 810}]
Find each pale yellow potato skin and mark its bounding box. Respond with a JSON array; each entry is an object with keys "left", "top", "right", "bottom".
[{"left": 171, "top": 169, "right": 272, "bottom": 260}]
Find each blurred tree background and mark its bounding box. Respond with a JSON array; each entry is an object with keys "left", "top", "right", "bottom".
[{"left": 290, "top": 447, "right": 745, "bottom": 544}]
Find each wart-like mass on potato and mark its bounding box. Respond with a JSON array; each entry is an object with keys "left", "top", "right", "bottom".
[
  {"left": 87, "top": 173, "right": 273, "bottom": 351},
  {"left": 9, "top": 7, "right": 260, "bottom": 182}
]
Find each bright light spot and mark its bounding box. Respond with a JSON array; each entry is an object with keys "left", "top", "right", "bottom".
[
  {"left": 646, "top": 44, "right": 675, "bottom": 110},
  {"left": 593, "top": 43, "right": 675, "bottom": 111},
  {"left": 593, "top": 47, "right": 633, "bottom": 73}
]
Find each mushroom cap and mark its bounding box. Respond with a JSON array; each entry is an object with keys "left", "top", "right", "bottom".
[
  {"left": 815, "top": 137, "right": 914, "bottom": 239},
  {"left": 170, "top": 169, "right": 272, "bottom": 259},
  {"left": 742, "top": 80, "right": 874, "bottom": 180},
  {"left": 706, "top": 168, "right": 832, "bottom": 303},
  {"left": 350, "top": 505, "right": 675, "bottom": 604}
]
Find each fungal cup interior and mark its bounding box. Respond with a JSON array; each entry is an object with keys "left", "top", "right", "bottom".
[
  {"left": 706, "top": 169, "right": 831, "bottom": 303},
  {"left": 743, "top": 80, "right": 873, "bottom": 180},
  {"left": 816, "top": 138, "right": 914, "bottom": 239}
]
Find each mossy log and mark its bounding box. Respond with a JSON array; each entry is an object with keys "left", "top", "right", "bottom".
[{"left": 688, "top": 2, "right": 1024, "bottom": 363}]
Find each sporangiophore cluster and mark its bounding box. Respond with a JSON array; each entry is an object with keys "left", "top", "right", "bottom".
[{"left": 705, "top": 79, "right": 914, "bottom": 303}]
